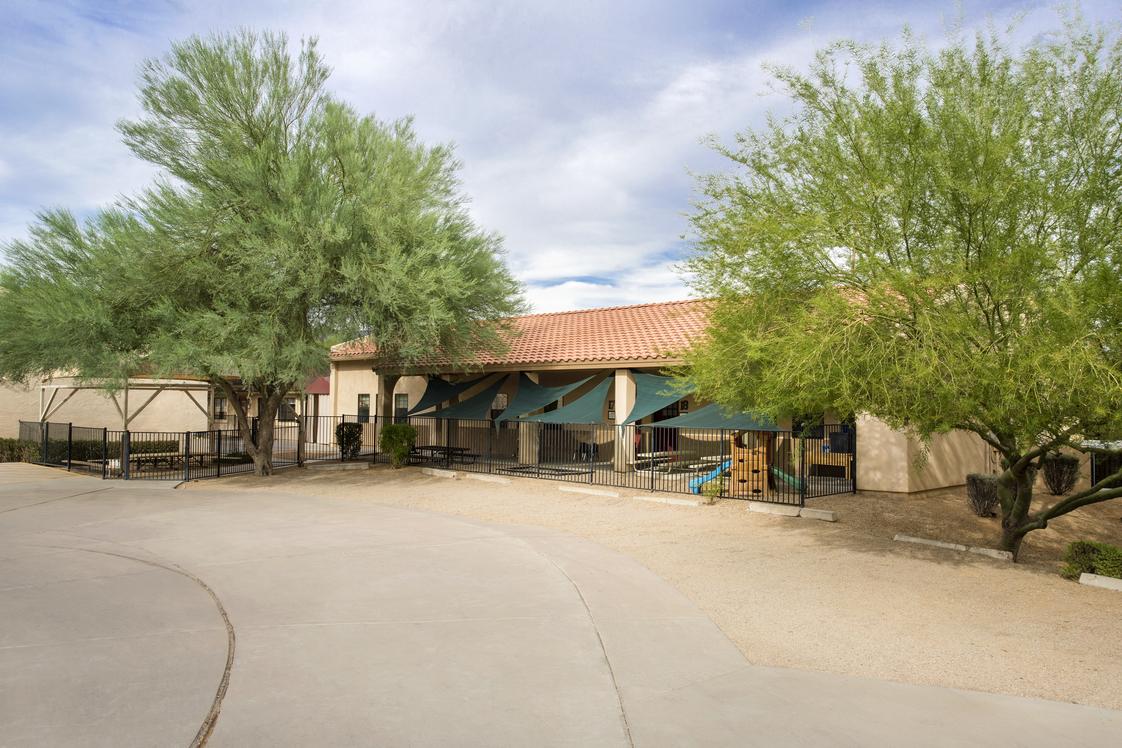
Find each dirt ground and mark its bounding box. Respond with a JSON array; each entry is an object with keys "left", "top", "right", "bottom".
[{"left": 187, "top": 467, "right": 1122, "bottom": 710}]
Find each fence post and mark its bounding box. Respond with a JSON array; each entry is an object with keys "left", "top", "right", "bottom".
[
  {"left": 216, "top": 430, "right": 222, "bottom": 478},
  {"left": 487, "top": 422, "right": 494, "bottom": 474},
  {"left": 297, "top": 414, "right": 306, "bottom": 467},
  {"left": 719, "top": 429, "right": 727, "bottom": 499},
  {"left": 851, "top": 424, "right": 858, "bottom": 494},
  {"left": 101, "top": 428, "right": 108, "bottom": 479},
  {"left": 40, "top": 422, "right": 47, "bottom": 465},
  {"left": 183, "top": 431, "right": 191, "bottom": 482},
  {"left": 122, "top": 430, "right": 131, "bottom": 480},
  {"left": 67, "top": 423, "right": 73, "bottom": 472},
  {"left": 588, "top": 424, "right": 594, "bottom": 484},
  {"left": 339, "top": 414, "right": 346, "bottom": 461},
  {"left": 798, "top": 435, "right": 806, "bottom": 506},
  {"left": 649, "top": 428, "right": 656, "bottom": 492}
]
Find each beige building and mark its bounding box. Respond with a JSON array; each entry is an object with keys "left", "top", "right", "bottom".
[{"left": 329, "top": 300, "right": 992, "bottom": 494}]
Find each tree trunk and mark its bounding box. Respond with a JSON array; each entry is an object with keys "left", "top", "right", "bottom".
[
  {"left": 998, "top": 467, "right": 1036, "bottom": 559},
  {"left": 249, "top": 391, "right": 282, "bottom": 477}
]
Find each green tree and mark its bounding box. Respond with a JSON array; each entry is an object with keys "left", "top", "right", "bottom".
[
  {"left": 0, "top": 31, "right": 523, "bottom": 475},
  {"left": 686, "top": 18, "right": 1122, "bottom": 558}
]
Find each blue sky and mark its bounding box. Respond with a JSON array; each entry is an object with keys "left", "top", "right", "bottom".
[{"left": 1, "top": 1, "right": 1116, "bottom": 312}]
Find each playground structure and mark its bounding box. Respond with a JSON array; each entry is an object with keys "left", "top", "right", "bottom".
[{"left": 689, "top": 430, "right": 854, "bottom": 499}]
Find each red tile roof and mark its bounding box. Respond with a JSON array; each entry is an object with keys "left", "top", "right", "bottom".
[
  {"left": 305, "top": 376, "right": 330, "bottom": 395},
  {"left": 330, "top": 299, "right": 710, "bottom": 370}
]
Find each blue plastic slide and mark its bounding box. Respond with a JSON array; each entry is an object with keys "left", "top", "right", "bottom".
[{"left": 689, "top": 460, "right": 731, "bottom": 494}]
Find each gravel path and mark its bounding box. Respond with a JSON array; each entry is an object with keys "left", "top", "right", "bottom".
[{"left": 192, "top": 466, "right": 1122, "bottom": 711}]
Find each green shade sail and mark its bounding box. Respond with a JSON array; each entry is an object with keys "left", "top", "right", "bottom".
[
  {"left": 494, "top": 374, "right": 595, "bottom": 423},
  {"left": 517, "top": 376, "right": 613, "bottom": 424},
  {"left": 623, "top": 372, "right": 694, "bottom": 424},
  {"left": 429, "top": 376, "right": 510, "bottom": 420},
  {"left": 648, "top": 403, "right": 780, "bottom": 431},
  {"left": 408, "top": 375, "right": 486, "bottom": 415}
]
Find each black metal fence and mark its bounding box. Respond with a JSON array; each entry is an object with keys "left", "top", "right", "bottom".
[{"left": 15, "top": 416, "right": 857, "bottom": 504}]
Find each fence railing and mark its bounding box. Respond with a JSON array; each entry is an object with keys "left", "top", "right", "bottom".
[{"left": 16, "top": 416, "right": 857, "bottom": 504}]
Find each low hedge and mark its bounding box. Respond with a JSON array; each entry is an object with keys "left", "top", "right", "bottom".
[
  {"left": 1061, "top": 541, "right": 1122, "bottom": 580},
  {"left": 2, "top": 437, "right": 179, "bottom": 464},
  {"left": 335, "top": 422, "right": 364, "bottom": 461},
  {"left": 0, "top": 439, "right": 38, "bottom": 463}
]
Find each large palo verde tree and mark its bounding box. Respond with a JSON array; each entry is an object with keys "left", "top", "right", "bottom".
[
  {"left": 686, "top": 19, "right": 1122, "bottom": 558},
  {"left": 0, "top": 31, "right": 523, "bottom": 475}
]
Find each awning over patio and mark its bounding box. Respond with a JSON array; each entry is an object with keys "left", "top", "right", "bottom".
[
  {"left": 517, "top": 376, "right": 613, "bottom": 424},
  {"left": 494, "top": 374, "right": 595, "bottom": 423},
  {"left": 429, "top": 376, "right": 510, "bottom": 420},
  {"left": 408, "top": 375, "right": 487, "bottom": 415},
  {"left": 649, "top": 403, "right": 781, "bottom": 431},
  {"left": 623, "top": 372, "right": 693, "bottom": 424}
]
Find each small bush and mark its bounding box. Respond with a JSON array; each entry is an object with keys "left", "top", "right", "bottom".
[
  {"left": 379, "top": 423, "right": 417, "bottom": 468},
  {"left": 1061, "top": 540, "right": 1122, "bottom": 580},
  {"left": 335, "top": 422, "right": 364, "bottom": 460},
  {"left": 1041, "top": 452, "right": 1080, "bottom": 496},
  {"left": 0, "top": 438, "right": 38, "bottom": 463},
  {"left": 700, "top": 476, "right": 724, "bottom": 505},
  {"left": 965, "top": 473, "right": 1000, "bottom": 517}
]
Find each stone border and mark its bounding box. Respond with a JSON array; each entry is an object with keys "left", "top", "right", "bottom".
[
  {"left": 746, "top": 501, "right": 837, "bottom": 521},
  {"left": 632, "top": 494, "right": 702, "bottom": 507},
  {"left": 420, "top": 467, "right": 458, "bottom": 479},
  {"left": 893, "top": 534, "right": 1013, "bottom": 561},
  {"left": 558, "top": 485, "right": 620, "bottom": 498},
  {"left": 1079, "top": 572, "right": 1122, "bottom": 592},
  {"left": 463, "top": 473, "right": 511, "bottom": 485},
  {"left": 305, "top": 461, "right": 371, "bottom": 472}
]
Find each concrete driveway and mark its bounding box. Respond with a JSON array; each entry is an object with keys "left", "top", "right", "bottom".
[{"left": 1, "top": 464, "right": 1119, "bottom": 747}]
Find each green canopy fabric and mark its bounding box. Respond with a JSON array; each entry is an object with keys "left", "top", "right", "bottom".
[
  {"left": 494, "top": 374, "right": 595, "bottom": 423},
  {"left": 517, "top": 377, "right": 613, "bottom": 424},
  {"left": 429, "top": 376, "right": 510, "bottom": 420},
  {"left": 623, "top": 372, "right": 694, "bottom": 424},
  {"left": 408, "top": 375, "right": 486, "bottom": 415},
  {"left": 648, "top": 403, "right": 780, "bottom": 431}
]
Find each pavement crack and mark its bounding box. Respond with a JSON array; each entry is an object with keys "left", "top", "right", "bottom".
[
  {"left": 0, "top": 487, "right": 113, "bottom": 515},
  {"left": 58, "top": 547, "right": 236, "bottom": 748}
]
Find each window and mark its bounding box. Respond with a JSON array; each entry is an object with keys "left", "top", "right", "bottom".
[
  {"left": 490, "top": 392, "right": 509, "bottom": 421},
  {"left": 213, "top": 394, "right": 227, "bottom": 420},
  {"left": 357, "top": 394, "right": 371, "bottom": 423},
  {"left": 394, "top": 394, "right": 409, "bottom": 422},
  {"left": 279, "top": 397, "right": 297, "bottom": 421}
]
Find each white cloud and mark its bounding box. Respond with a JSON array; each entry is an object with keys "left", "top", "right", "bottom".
[{"left": 3, "top": 0, "right": 1118, "bottom": 314}]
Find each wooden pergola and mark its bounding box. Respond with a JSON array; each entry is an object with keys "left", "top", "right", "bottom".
[{"left": 38, "top": 377, "right": 216, "bottom": 430}]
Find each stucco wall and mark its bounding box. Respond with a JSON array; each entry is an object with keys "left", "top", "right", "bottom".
[
  {"left": 331, "top": 361, "right": 379, "bottom": 418},
  {"left": 1, "top": 380, "right": 208, "bottom": 437},
  {"left": 855, "top": 415, "right": 911, "bottom": 493},
  {"left": 908, "top": 429, "right": 991, "bottom": 492}
]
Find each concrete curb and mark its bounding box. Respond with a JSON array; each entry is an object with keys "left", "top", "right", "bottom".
[
  {"left": 633, "top": 494, "right": 702, "bottom": 507},
  {"left": 558, "top": 485, "right": 620, "bottom": 498},
  {"left": 305, "top": 461, "right": 371, "bottom": 472},
  {"left": 1079, "top": 572, "right": 1122, "bottom": 592},
  {"left": 420, "top": 467, "right": 459, "bottom": 479},
  {"left": 893, "top": 534, "right": 1013, "bottom": 561},
  {"left": 463, "top": 473, "right": 512, "bottom": 485},
  {"left": 747, "top": 501, "right": 801, "bottom": 517},
  {"left": 799, "top": 507, "right": 838, "bottom": 522}
]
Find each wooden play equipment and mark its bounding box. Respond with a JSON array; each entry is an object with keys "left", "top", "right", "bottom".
[{"left": 728, "top": 430, "right": 772, "bottom": 497}]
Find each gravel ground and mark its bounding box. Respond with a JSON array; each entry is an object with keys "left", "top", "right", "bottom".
[{"left": 188, "top": 466, "right": 1122, "bottom": 710}]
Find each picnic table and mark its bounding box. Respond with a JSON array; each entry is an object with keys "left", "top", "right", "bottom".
[
  {"left": 630, "top": 450, "right": 695, "bottom": 472},
  {"left": 410, "top": 445, "right": 479, "bottom": 465}
]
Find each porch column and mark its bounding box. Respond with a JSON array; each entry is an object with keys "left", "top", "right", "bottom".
[
  {"left": 376, "top": 373, "right": 399, "bottom": 451},
  {"left": 613, "top": 369, "right": 636, "bottom": 471},
  {"left": 517, "top": 373, "right": 540, "bottom": 464}
]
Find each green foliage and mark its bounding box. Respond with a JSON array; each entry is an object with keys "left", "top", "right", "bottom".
[
  {"left": 1041, "top": 453, "right": 1080, "bottom": 496},
  {"left": 1, "top": 31, "right": 523, "bottom": 475},
  {"left": 700, "top": 476, "right": 725, "bottom": 504},
  {"left": 335, "top": 423, "right": 363, "bottom": 461},
  {"left": 379, "top": 423, "right": 417, "bottom": 468},
  {"left": 965, "top": 474, "right": 1000, "bottom": 517},
  {"left": 0, "top": 439, "right": 38, "bottom": 463},
  {"left": 1061, "top": 541, "right": 1122, "bottom": 580},
  {"left": 686, "top": 15, "right": 1122, "bottom": 553}
]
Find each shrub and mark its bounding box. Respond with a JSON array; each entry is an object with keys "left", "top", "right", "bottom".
[
  {"left": 1061, "top": 540, "right": 1122, "bottom": 580},
  {"left": 700, "top": 477, "right": 724, "bottom": 505},
  {"left": 965, "top": 473, "right": 1000, "bottom": 517},
  {"left": 1041, "top": 452, "right": 1080, "bottom": 496},
  {"left": 379, "top": 423, "right": 417, "bottom": 468},
  {"left": 335, "top": 422, "right": 364, "bottom": 460},
  {"left": 0, "top": 438, "right": 38, "bottom": 463}
]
